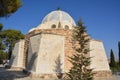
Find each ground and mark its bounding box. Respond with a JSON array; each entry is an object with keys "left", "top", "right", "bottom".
[
  {"left": 0, "top": 65, "right": 120, "bottom": 80},
  {"left": 0, "top": 65, "right": 49, "bottom": 80}
]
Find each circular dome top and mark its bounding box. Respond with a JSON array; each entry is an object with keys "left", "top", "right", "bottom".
[{"left": 42, "top": 10, "right": 76, "bottom": 26}]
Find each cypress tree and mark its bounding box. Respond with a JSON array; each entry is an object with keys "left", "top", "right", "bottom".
[
  {"left": 109, "top": 49, "right": 116, "bottom": 67},
  {"left": 118, "top": 41, "right": 120, "bottom": 66},
  {"left": 65, "top": 19, "right": 93, "bottom": 80}
]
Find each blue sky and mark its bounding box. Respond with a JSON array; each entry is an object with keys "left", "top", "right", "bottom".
[{"left": 0, "top": 0, "right": 120, "bottom": 59}]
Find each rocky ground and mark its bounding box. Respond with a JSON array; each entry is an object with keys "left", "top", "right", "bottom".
[{"left": 0, "top": 65, "right": 120, "bottom": 80}]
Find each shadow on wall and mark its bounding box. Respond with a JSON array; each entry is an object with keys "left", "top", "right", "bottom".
[
  {"left": 27, "top": 52, "right": 38, "bottom": 71},
  {"left": 54, "top": 55, "right": 63, "bottom": 79},
  {"left": 26, "top": 37, "right": 39, "bottom": 71}
]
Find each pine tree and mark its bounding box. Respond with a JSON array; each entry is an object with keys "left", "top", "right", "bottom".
[
  {"left": 109, "top": 49, "right": 116, "bottom": 67},
  {"left": 0, "top": 23, "right": 5, "bottom": 54},
  {"left": 0, "top": 0, "right": 22, "bottom": 17},
  {"left": 1, "top": 29, "right": 24, "bottom": 59},
  {"left": 65, "top": 20, "right": 93, "bottom": 80},
  {"left": 118, "top": 41, "right": 120, "bottom": 66}
]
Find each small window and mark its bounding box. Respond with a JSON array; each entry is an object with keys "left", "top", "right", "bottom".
[
  {"left": 65, "top": 25, "right": 69, "bottom": 30},
  {"left": 51, "top": 24, "right": 56, "bottom": 28}
]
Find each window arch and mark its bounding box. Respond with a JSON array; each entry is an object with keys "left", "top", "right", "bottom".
[
  {"left": 51, "top": 24, "right": 56, "bottom": 29},
  {"left": 65, "top": 25, "right": 69, "bottom": 30}
]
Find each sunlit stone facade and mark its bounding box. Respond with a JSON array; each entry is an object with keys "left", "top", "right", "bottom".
[
  {"left": 9, "top": 40, "right": 25, "bottom": 70},
  {"left": 10, "top": 10, "right": 112, "bottom": 78}
]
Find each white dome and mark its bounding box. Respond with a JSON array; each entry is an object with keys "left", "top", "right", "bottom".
[
  {"left": 42, "top": 10, "right": 76, "bottom": 26},
  {"left": 28, "top": 10, "right": 76, "bottom": 32}
]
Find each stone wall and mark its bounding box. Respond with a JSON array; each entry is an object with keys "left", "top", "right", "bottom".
[
  {"left": 9, "top": 40, "right": 25, "bottom": 68},
  {"left": 93, "top": 70, "right": 112, "bottom": 77},
  {"left": 23, "top": 29, "right": 74, "bottom": 73},
  {"left": 88, "top": 39, "right": 112, "bottom": 77},
  {"left": 89, "top": 40, "right": 110, "bottom": 71},
  {"left": 23, "top": 29, "right": 112, "bottom": 78}
]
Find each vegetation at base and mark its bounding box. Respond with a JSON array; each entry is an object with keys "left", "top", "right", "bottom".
[
  {"left": 109, "top": 42, "right": 120, "bottom": 74},
  {"left": 110, "top": 62, "right": 120, "bottom": 74},
  {"left": 64, "top": 19, "right": 94, "bottom": 80},
  {"left": 0, "top": 0, "right": 22, "bottom": 17},
  {"left": 0, "top": 51, "right": 8, "bottom": 64}
]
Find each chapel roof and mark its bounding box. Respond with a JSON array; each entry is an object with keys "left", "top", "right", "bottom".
[
  {"left": 42, "top": 10, "right": 76, "bottom": 26},
  {"left": 29, "top": 10, "right": 76, "bottom": 32}
]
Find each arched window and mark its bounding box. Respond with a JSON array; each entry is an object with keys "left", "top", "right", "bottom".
[
  {"left": 65, "top": 25, "right": 69, "bottom": 30},
  {"left": 51, "top": 24, "right": 56, "bottom": 29}
]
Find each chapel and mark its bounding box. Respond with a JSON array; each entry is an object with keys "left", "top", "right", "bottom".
[{"left": 9, "top": 9, "right": 112, "bottom": 78}]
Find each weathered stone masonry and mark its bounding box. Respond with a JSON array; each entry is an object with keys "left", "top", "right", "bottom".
[
  {"left": 10, "top": 10, "right": 112, "bottom": 78},
  {"left": 22, "top": 29, "right": 112, "bottom": 78},
  {"left": 23, "top": 29, "right": 74, "bottom": 73}
]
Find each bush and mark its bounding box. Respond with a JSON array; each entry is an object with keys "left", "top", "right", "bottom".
[{"left": 110, "top": 62, "right": 120, "bottom": 74}]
